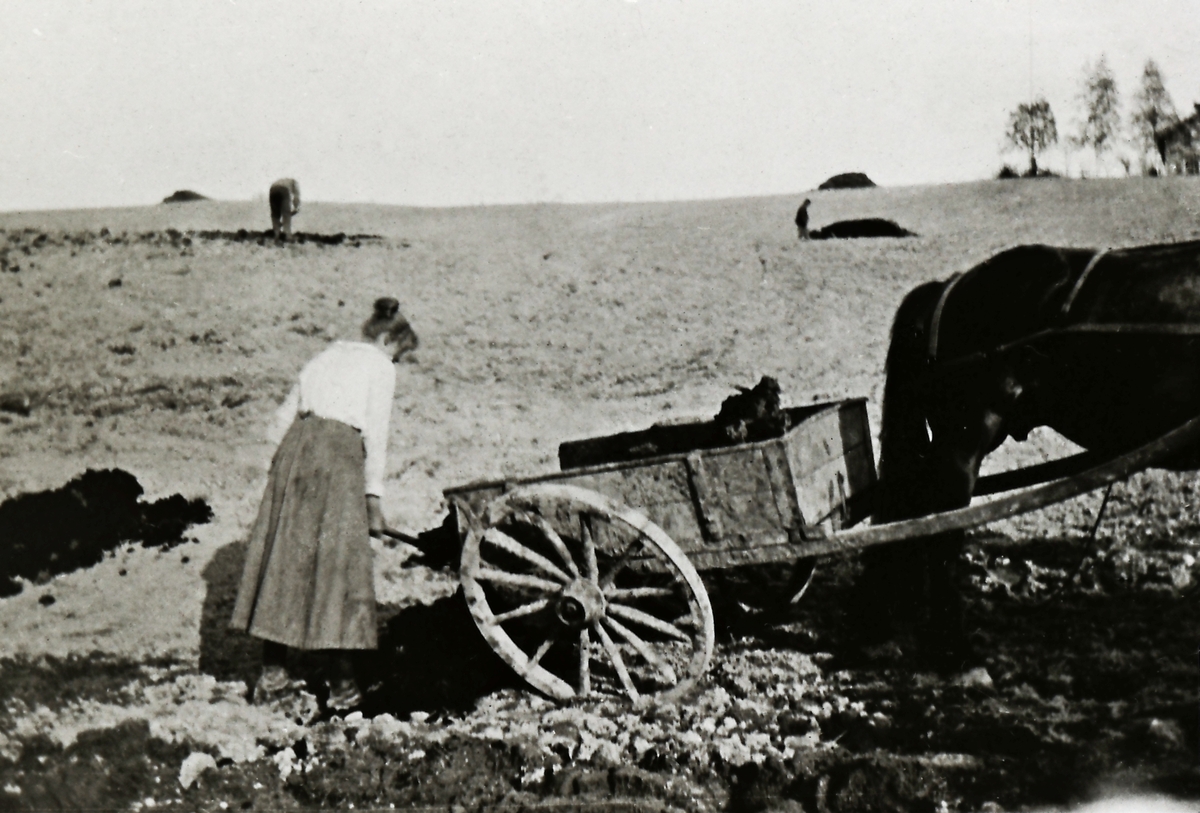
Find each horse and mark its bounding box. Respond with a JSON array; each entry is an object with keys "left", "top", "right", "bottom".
[
  {"left": 269, "top": 178, "right": 301, "bottom": 240},
  {"left": 851, "top": 240, "right": 1200, "bottom": 668}
]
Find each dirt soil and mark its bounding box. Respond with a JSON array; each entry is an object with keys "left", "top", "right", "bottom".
[{"left": 2, "top": 181, "right": 1200, "bottom": 811}]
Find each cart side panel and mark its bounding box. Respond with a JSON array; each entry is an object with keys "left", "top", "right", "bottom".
[
  {"left": 679, "top": 445, "right": 792, "bottom": 553},
  {"left": 444, "top": 398, "right": 877, "bottom": 572},
  {"left": 544, "top": 460, "right": 705, "bottom": 547},
  {"left": 558, "top": 400, "right": 863, "bottom": 471},
  {"left": 784, "top": 400, "right": 876, "bottom": 531},
  {"left": 444, "top": 461, "right": 706, "bottom": 552}
]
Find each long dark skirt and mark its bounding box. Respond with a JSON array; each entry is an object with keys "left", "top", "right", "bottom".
[{"left": 230, "top": 415, "right": 377, "bottom": 650}]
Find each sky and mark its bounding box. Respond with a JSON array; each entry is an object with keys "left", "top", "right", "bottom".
[{"left": 3, "top": 0, "right": 1200, "bottom": 211}]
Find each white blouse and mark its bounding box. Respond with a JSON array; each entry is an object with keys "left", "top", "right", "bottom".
[{"left": 270, "top": 341, "right": 397, "bottom": 497}]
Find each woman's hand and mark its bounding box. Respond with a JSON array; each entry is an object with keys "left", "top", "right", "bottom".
[{"left": 366, "top": 495, "right": 385, "bottom": 537}]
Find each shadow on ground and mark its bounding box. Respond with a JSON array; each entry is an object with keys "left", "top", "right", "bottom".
[
  {"left": 200, "top": 540, "right": 517, "bottom": 712},
  {"left": 198, "top": 540, "right": 261, "bottom": 688}
]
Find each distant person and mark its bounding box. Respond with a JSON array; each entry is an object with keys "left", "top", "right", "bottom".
[
  {"left": 269, "top": 178, "right": 301, "bottom": 240},
  {"left": 230, "top": 297, "right": 419, "bottom": 712},
  {"left": 795, "top": 198, "right": 812, "bottom": 240}
]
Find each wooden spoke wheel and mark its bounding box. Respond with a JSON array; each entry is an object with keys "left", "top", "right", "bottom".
[{"left": 458, "top": 484, "right": 715, "bottom": 702}]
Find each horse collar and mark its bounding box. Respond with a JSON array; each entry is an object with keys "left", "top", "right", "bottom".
[
  {"left": 927, "top": 272, "right": 965, "bottom": 362},
  {"left": 928, "top": 247, "right": 1111, "bottom": 364},
  {"left": 1058, "top": 248, "right": 1110, "bottom": 321}
]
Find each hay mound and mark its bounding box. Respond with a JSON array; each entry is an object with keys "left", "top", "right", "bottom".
[
  {"left": 810, "top": 218, "right": 915, "bottom": 239},
  {"left": 817, "top": 172, "right": 876, "bottom": 190},
  {"left": 161, "top": 190, "right": 209, "bottom": 203}
]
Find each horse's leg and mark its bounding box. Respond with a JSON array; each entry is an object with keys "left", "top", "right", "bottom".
[
  {"left": 917, "top": 407, "right": 1007, "bottom": 668},
  {"left": 281, "top": 189, "right": 293, "bottom": 238},
  {"left": 851, "top": 406, "right": 1005, "bottom": 658},
  {"left": 269, "top": 188, "right": 283, "bottom": 240}
]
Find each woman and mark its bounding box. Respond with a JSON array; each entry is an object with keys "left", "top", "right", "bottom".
[{"left": 231, "top": 297, "right": 419, "bottom": 711}]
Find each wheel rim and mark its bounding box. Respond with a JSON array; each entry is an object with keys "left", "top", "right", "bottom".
[{"left": 459, "top": 483, "right": 715, "bottom": 702}]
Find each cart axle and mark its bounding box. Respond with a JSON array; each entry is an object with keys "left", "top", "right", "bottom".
[{"left": 556, "top": 580, "right": 606, "bottom": 627}]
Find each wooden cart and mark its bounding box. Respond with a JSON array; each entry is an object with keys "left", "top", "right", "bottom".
[{"left": 441, "top": 399, "right": 1200, "bottom": 702}]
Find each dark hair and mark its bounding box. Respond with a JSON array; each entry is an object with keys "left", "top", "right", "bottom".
[
  {"left": 374, "top": 297, "right": 400, "bottom": 320},
  {"left": 362, "top": 297, "right": 408, "bottom": 340}
]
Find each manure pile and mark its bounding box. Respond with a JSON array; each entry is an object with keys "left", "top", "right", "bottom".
[{"left": 0, "top": 469, "right": 212, "bottom": 597}]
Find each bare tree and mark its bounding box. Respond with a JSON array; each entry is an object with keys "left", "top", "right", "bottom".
[
  {"left": 1006, "top": 97, "right": 1058, "bottom": 176},
  {"left": 1130, "top": 59, "right": 1178, "bottom": 172},
  {"left": 1073, "top": 55, "right": 1121, "bottom": 175}
]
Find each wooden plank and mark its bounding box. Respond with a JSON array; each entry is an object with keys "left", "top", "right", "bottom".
[
  {"left": 973, "top": 450, "right": 1099, "bottom": 496},
  {"left": 785, "top": 405, "right": 846, "bottom": 530},
  {"left": 841, "top": 452, "right": 876, "bottom": 528},
  {"left": 691, "top": 446, "right": 792, "bottom": 545},
  {"left": 779, "top": 400, "right": 877, "bottom": 535},
  {"left": 762, "top": 440, "right": 804, "bottom": 531},
  {"left": 566, "top": 461, "right": 693, "bottom": 509},
  {"left": 798, "top": 412, "right": 1200, "bottom": 556},
  {"left": 843, "top": 441, "right": 877, "bottom": 500},
  {"left": 547, "top": 461, "right": 703, "bottom": 551},
  {"left": 793, "top": 455, "right": 850, "bottom": 529},
  {"left": 836, "top": 401, "right": 870, "bottom": 451},
  {"left": 685, "top": 453, "right": 725, "bottom": 543},
  {"left": 687, "top": 533, "right": 795, "bottom": 570},
  {"left": 784, "top": 405, "right": 843, "bottom": 476}
]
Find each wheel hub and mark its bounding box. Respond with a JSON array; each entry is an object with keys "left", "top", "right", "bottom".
[{"left": 555, "top": 579, "right": 606, "bottom": 628}]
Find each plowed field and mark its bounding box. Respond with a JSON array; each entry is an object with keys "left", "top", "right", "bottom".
[{"left": 2, "top": 178, "right": 1200, "bottom": 811}]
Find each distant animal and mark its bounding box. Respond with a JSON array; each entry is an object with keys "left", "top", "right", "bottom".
[
  {"left": 856, "top": 240, "right": 1200, "bottom": 667},
  {"left": 817, "top": 172, "right": 875, "bottom": 191},
  {"left": 269, "top": 178, "right": 301, "bottom": 240},
  {"left": 810, "top": 218, "right": 915, "bottom": 240},
  {"left": 794, "top": 199, "right": 812, "bottom": 240}
]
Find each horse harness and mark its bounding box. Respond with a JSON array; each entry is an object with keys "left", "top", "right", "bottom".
[{"left": 927, "top": 247, "right": 1112, "bottom": 365}]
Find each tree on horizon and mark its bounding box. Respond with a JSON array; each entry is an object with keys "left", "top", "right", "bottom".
[
  {"left": 1072, "top": 55, "right": 1121, "bottom": 176},
  {"left": 1006, "top": 97, "right": 1059, "bottom": 176},
  {"left": 1130, "top": 59, "right": 1179, "bottom": 173}
]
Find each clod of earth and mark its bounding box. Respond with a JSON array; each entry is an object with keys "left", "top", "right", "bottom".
[
  {"left": 0, "top": 469, "right": 212, "bottom": 597},
  {"left": 558, "top": 376, "right": 798, "bottom": 468},
  {"left": 713, "top": 376, "right": 792, "bottom": 442},
  {"left": 0, "top": 227, "right": 385, "bottom": 256},
  {"left": 0, "top": 394, "right": 31, "bottom": 417}
]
